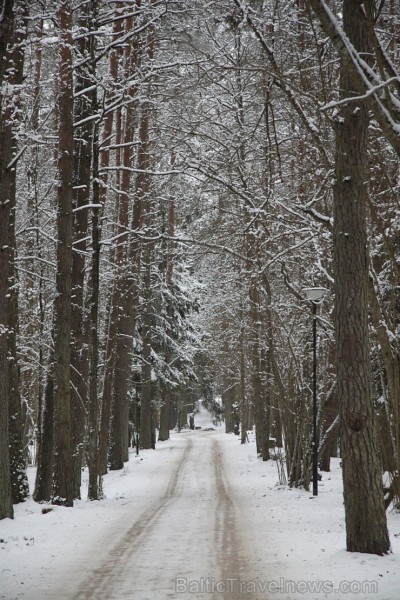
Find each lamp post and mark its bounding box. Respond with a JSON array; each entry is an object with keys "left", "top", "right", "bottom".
[{"left": 302, "top": 287, "right": 328, "bottom": 496}]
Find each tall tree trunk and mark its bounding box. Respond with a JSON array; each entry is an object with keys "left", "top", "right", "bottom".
[
  {"left": 222, "top": 381, "right": 235, "bottom": 434},
  {"left": 98, "top": 19, "right": 123, "bottom": 477},
  {"left": 86, "top": 0, "right": 100, "bottom": 502},
  {"left": 99, "top": 286, "right": 119, "bottom": 475},
  {"left": 108, "top": 12, "right": 140, "bottom": 470},
  {"left": 33, "top": 16, "right": 59, "bottom": 505},
  {"left": 136, "top": 101, "right": 153, "bottom": 450},
  {"left": 158, "top": 181, "right": 175, "bottom": 442},
  {"left": 334, "top": 0, "right": 389, "bottom": 554},
  {"left": 70, "top": 4, "right": 95, "bottom": 499},
  {"left": 88, "top": 122, "right": 100, "bottom": 500},
  {"left": 250, "top": 282, "right": 270, "bottom": 460},
  {"left": 239, "top": 317, "right": 248, "bottom": 445},
  {"left": 158, "top": 389, "right": 170, "bottom": 441},
  {"left": 52, "top": 0, "right": 74, "bottom": 507},
  {"left": 140, "top": 242, "right": 154, "bottom": 449},
  {"left": 7, "top": 1, "right": 29, "bottom": 504},
  {"left": 368, "top": 275, "right": 400, "bottom": 506},
  {"left": 26, "top": 17, "right": 44, "bottom": 474},
  {"left": 0, "top": 0, "right": 15, "bottom": 520},
  {"left": 33, "top": 370, "right": 54, "bottom": 502}
]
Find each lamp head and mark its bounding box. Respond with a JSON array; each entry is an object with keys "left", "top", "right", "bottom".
[{"left": 302, "top": 287, "right": 328, "bottom": 304}]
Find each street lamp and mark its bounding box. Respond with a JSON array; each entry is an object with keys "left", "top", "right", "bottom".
[{"left": 302, "top": 286, "right": 328, "bottom": 496}]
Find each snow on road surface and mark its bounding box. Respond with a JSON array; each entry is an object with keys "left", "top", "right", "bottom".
[
  {"left": 1, "top": 424, "right": 400, "bottom": 599},
  {"left": 1, "top": 433, "right": 261, "bottom": 600},
  {"left": 68, "top": 433, "right": 262, "bottom": 600}
]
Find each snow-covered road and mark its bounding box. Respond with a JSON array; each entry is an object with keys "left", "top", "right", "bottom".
[
  {"left": 0, "top": 430, "right": 264, "bottom": 600},
  {"left": 2, "top": 425, "right": 400, "bottom": 600},
  {"left": 67, "top": 432, "right": 260, "bottom": 600}
]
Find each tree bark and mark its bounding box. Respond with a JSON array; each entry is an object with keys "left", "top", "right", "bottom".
[
  {"left": 33, "top": 371, "right": 54, "bottom": 502},
  {"left": 87, "top": 130, "right": 100, "bottom": 501},
  {"left": 140, "top": 240, "right": 154, "bottom": 449},
  {"left": 0, "top": 0, "right": 15, "bottom": 520},
  {"left": 222, "top": 383, "right": 235, "bottom": 434},
  {"left": 70, "top": 2, "right": 95, "bottom": 499},
  {"left": 138, "top": 103, "right": 154, "bottom": 451},
  {"left": 158, "top": 182, "right": 176, "bottom": 442},
  {"left": 368, "top": 275, "right": 400, "bottom": 506},
  {"left": 250, "top": 282, "right": 270, "bottom": 460},
  {"left": 86, "top": 0, "right": 100, "bottom": 502},
  {"left": 333, "top": 0, "right": 389, "bottom": 554},
  {"left": 52, "top": 0, "right": 74, "bottom": 507},
  {"left": 98, "top": 18, "right": 123, "bottom": 477},
  {"left": 25, "top": 17, "right": 44, "bottom": 478},
  {"left": 108, "top": 12, "right": 141, "bottom": 470},
  {"left": 158, "top": 389, "right": 171, "bottom": 441},
  {"left": 239, "top": 317, "right": 248, "bottom": 445},
  {"left": 7, "top": 1, "right": 29, "bottom": 504}
]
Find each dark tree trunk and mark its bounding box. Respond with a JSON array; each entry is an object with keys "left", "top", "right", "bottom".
[
  {"left": 8, "top": 235, "right": 29, "bottom": 505},
  {"left": 333, "top": 0, "right": 389, "bottom": 554},
  {"left": 108, "top": 12, "right": 141, "bottom": 470},
  {"left": 7, "top": 1, "right": 29, "bottom": 504},
  {"left": 140, "top": 245, "right": 154, "bottom": 449},
  {"left": 87, "top": 131, "right": 100, "bottom": 501},
  {"left": 52, "top": 0, "right": 74, "bottom": 507},
  {"left": 259, "top": 347, "right": 271, "bottom": 461},
  {"left": 368, "top": 277, "right": 400, "bottom": 506},
  {"left": 222, "top": 384, "right": 234, "bottom": 434},
  {"left": 0, "top": 0, "right": 15, "bottom": 520},
  {"left": 70, "top": 4, "right": 94, "bottom": 499},
  {"left": 319, "top": 381, "right": 338, "bottom": 473},
  {"left": 158, "top": 390, "right": 170, "bottom": 441},
  {"left": 158, "top": 185, "right": 175, "bottom": 442},
  {"left": 0, "top": 184, "right": 13, "bottom": 518},
  {"left": 239, "top": 319, "right": 248, "bottom": 444},
  {"left": 86, "top": 0, "right": 100, "bottom": 501},
  {"left": 97, "top": 20, "right": 122, "bottom": 479},
  {"left": 97, "top": 22, "right": 123, "bottom": 476},
  {"left": 33, "top": 372, "right": 54, "bottom": 502},
  {"left": 99, "top": 289, "right": 118, "bottom": 475},
  {"left": 250, "top": 283, "right": 270, "bottom": 461},
  {"left": 24, "top": 18, "right": 44, "bottom": 472}
]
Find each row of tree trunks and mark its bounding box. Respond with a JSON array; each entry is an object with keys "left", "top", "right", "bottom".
[
  {"left": 34, "top": 0, "right": 76, "bottom": 506},
  {"left": 109, "top": 8, "right": 156, "bottom": 459}
]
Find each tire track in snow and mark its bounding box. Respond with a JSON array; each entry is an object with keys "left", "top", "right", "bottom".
[
  {"left": 212, "top": 438, "right": 241, "bottom": 590},
  {"left": 73, "top": 436, "right": 193, "bottom": 600},
  {"left": 211, "top": 439, "right": 265, "bottom": 599}
]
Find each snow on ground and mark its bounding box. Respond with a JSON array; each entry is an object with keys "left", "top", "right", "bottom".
[
  {"left": 0, "top": 437, "right": 186, "bottom": 600},
  {"left": 218, "top": 430, "right": 400, "bottom": 600},
  {"left": 1, "top": 407, "right": 399, "bottom": 600},
  {"left": 192, "top": 401, "right": 221, "bottom": 430}
]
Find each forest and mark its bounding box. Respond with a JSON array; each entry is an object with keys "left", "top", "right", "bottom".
[{"left": 0, "top": 0, "right": 399, "bottom": 559}]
